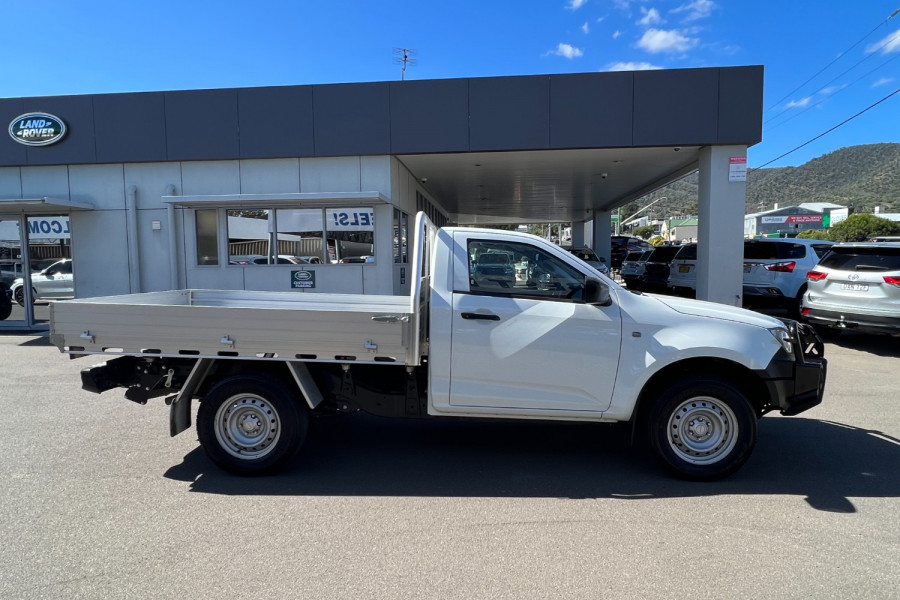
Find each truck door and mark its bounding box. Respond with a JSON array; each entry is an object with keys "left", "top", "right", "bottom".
[{"left": 448, "top": 234, "right": 622, "bottom": 413}]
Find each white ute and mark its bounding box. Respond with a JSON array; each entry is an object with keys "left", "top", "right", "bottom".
[{"left": 50, "top": 213, "right": 827, "bottom": 480}]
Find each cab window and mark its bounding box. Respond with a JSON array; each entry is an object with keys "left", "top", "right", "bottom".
[{"left": 467, "top": 240, "right": 586, "bottom": 300}]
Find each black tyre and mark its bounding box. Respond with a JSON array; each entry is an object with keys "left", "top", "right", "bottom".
[
  {"left": 197, "top": 375, "right": 308, "bottom": 476},
  {"left": 14, "top": 286, "right": 26, "bottom": 307},
  {"left": 647, "top": 375, "right": 757, "bottom": 481}
]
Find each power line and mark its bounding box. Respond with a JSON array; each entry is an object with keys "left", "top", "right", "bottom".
[
  {"left": 752, "top": 86, "right": 900, "bottom": 170},
  {"left": 765, "top": 28, "right": 900, "bottom": 126},
  {"left": 766, "top": 7, "right": 899, "bottom": 112},
  {"left": 765, "top": 51, "right": 900, "bottom": 132}
]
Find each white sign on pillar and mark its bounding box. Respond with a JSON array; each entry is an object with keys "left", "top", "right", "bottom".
[{"left": 729, "top": 156, "right": 747, "bottom": 182}]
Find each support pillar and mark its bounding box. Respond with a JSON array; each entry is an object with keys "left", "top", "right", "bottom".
[
  {"left": 696, "top": 145, "right": 747, "bottom": 306},
  {"left": 591, "top": 210, "right": 612, "bottom": 264},
  {"left": 570, "top": 220, "right": 586, "bottom": 248}
]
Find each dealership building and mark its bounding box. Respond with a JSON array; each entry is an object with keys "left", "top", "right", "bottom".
[{"left": 1, "top": 66, "right": 763, "bottom": 329}]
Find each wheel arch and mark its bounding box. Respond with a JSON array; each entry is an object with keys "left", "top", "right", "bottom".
[{"left": 630, "top": 356, "right": 771, "bottom": 440}]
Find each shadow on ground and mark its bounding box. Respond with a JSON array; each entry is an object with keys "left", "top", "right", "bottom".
[
  {"left": 826, "top": 330, "right": 900, "bottom": 358},
  {"left": 165, "top": 412, "right": 900, "bottom": 513}
]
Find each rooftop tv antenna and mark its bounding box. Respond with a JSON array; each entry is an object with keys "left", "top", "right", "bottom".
[{"left": 393, "top": 48, "right": 417, "bottom": 80}]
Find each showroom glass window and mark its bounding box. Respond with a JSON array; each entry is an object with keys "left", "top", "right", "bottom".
[
  {"left": 393, "top": 209, "right": 409, "bottom": 264},
  {"left": 328, "top": 208, "right": 374, "bottom": 264},
  {"left": 195, "top": 209, "right": 219, "bottom": 266},
  {"left": 217, "top": 207, "right": 374, "bottom": 266},
  {"left": 226, "top": 209, "right": 271, "bottom": 265}
]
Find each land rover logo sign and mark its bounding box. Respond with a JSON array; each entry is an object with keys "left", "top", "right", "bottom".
[
  {"left": 9, "top": 113, "right": 67, "bottom": 146},
  {"left": 291, "top": 270, "right": 315, "bottom": 289}
]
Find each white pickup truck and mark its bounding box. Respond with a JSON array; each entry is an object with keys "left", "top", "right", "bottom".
[{"left": 50, "top": 214, "right": 827, "bottom": 480}]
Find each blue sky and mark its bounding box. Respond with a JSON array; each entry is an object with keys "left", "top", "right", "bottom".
[{"left": 2, "top": 0, "right": 898, "bottom": 169}]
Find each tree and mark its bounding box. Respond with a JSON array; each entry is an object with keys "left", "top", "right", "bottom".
[
  {"left": 633, "top": 225, "right": 655, "bottom": 239},
  {"left": 807, "top": 214, "right": 900, "bottom": 242}
]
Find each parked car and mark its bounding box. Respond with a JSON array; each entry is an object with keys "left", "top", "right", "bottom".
[
  {"left": 742, "top": 239, "right": 835, "bottom": 314},
  {"left": 471, "top": 251, "right": 516, "bottom": 288},
  {"left": 638, "top": 245, "right": 682, "bottom": 293},
  {"left": 0, "top": 282, "right": 11, "bottom": 320},
  {"left": 10, "top": 258, "right": 74, "bottom": 305},
  {"left": 667, "top": 243, "right": 698, "bottom": 297},
  {"left": 620, "top": 249, "right": 653, "bottom": 290},
  {"left": 0, "top": 260, "right": 23, "bottom": 288},
  {"left": 801, "top": 242, "right": 900, "bottom": 335},
  {"left": 561, "top": 246, "right": 610, "bottom": 276},
  {"left": 610, "top": 235, "right": 651, "bottom": 269}
]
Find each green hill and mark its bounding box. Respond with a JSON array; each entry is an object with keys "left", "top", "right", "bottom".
[{"left": 633, "top": 143, "right": 900, "bottom": 219}]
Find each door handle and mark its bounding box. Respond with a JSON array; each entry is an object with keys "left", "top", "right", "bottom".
[{"left": 461, "top": 312, "right": 500, "bottom": 321}]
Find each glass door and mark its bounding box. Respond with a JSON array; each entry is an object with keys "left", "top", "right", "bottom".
[
  {"left": 0, "top": 214, "right": 73, "bottom": 329},
  {"left": 0, "top": 215, "right": 30, "bottom": 328}
]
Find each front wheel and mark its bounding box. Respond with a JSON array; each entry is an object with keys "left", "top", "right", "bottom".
[
  {"left": 647, "top": 375, "right": 757, "bottom": 480},
  {"left": 197, "top": 375, "right": 308, "bottom": 476}
]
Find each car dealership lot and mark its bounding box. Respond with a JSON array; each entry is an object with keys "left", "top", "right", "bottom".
[{"left": 1, "top": 331, "right": 899, "bottom": 599}]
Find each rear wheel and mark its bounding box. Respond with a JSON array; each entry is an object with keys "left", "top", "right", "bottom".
[
  {"left": 197, "top": 375, "right": 308, "bottom": 476},
  {"left": 647, "top": 375, "right": 757, "bottom": 480}
]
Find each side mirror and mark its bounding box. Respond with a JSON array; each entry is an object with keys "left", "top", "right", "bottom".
[{"left": 583, "top": 276, "right": 611, "bottom": 306}]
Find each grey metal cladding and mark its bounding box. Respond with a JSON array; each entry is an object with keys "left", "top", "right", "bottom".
[
  {"left": 0, "top": 98, "right": 27, "bottom": 165},
  {"left": 633, "top": 69, "right": 719, "bottom": 146},
  {"left": 390, "top": 79, "right": 469, "bottom": 154},
  {"left": 469, "top": 76, "right": 550, "bottom": 151},
  {"left": 165, "top": 89, "right": 239, "bottom": 160},
  {"left": 238, "top": 86, "right": 315, "bottom": 159},
  {"left": 313, "top": 83, "right": 390, "bottom": 156},
  {"left": 22, "top": 95, "right": 96, "bottom": 165},
  {"left": 718, "top": 66, "right": 763, "bottom": 145},
  {"left": 94, "top": 93, "right": 167, "bottom": 163},
  {"left": 550, "top": 72, "right": 634, "bottom": 148}
]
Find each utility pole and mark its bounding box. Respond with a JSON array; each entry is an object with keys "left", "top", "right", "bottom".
[{"left": 392, "top": 48, "right": 417, "bottom": 80}]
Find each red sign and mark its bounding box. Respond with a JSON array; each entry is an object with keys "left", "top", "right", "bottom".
[{"left": 785, "top": 215, "right": 823, "bottom": 224}]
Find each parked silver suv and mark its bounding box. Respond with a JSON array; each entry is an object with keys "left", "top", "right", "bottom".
[
  {"left": 801, "top": 243, "right": 900, "bottom": 335},
  {"left": 742, "top": 239, "right": 835, "bottom": 314}
]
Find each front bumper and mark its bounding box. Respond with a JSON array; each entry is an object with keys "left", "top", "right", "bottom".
[{"left": 756, "top": 320, "right": 827, "bottom": 416}]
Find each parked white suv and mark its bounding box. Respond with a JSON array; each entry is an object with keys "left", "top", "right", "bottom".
[
  {"left": 802, "top": 242, "right": 900, "bottom": 335},
  {"left": 743, "top": 239, "right": 835, "bottom": 314},
  {"left": 665, "top": 239, "right": 834, "bottom": 313}
]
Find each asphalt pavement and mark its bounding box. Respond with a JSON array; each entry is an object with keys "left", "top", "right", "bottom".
[{"left": 1, "top": 329, "right": 898, "bottom": 600}]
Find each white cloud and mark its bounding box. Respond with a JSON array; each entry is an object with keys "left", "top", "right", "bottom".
[
  {"left": 638, "top": 7, "right": 663, "bottom": 26},
  {"left": 606, "top": 61, "right": 663, "bottom": 71},
  {"left": 637, "top": 29, "right": 698, "bottom": 53},
  {"left": 672, "top": 0, "right": 716, "bottom": 21},
  {"left": 786, "top": 97, "right": 812, "bottom": 109},
  {"left": 820, "top": 84, "right": 847, "bottom": 95},
  {"left": 873, "top": 77, "right": 895, "bottom": 87},
  {"left": 551, "top": 43, "right": 584, "bottom": 59},
  {"left": 613, "top": 30, "right": 622, "bottom": 39},
  {"left": 866, "top": 29, "right": 900, "bottom": 55},
  {"left": 582, "top": 21, "right": 590, "bottom": 34},
  {"left": 567, "top": 0, "right": 588, "bottom": 10}
]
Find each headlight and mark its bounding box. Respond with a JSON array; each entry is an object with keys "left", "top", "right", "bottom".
[{"left": 768, "top": 327, "right": 794, "bottom": 356}]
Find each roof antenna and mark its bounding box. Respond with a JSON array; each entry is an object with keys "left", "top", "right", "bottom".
[{"left": 392, "top": 48, "right": 417, "bottom": 80}]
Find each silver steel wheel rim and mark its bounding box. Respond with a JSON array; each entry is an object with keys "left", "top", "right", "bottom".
[
  {"left": 214, "top": 394, "right": 281, "bottom": 460},
  {"left": 667, "top": 396, "right": 738, "bottom": 465}
]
